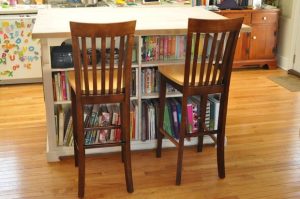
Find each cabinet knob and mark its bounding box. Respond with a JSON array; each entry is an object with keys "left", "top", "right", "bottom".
[
  {"left": 263, "top": 16, "right": 267, "bottom": 20},
  {"left": 253, "top": 36, "right": 257, "bottom": 40}
]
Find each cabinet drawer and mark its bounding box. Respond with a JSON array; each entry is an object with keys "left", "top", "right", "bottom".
[
  {"left": 222, "top": 13, "right": 251, "bottom": 25},
  {"left": 251, "top": 12, "right": 278, "bottom": 24}
]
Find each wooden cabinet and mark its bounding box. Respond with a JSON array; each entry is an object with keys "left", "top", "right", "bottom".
[{"left": 216, "top": 9, "right": 279, "bottom": 69}]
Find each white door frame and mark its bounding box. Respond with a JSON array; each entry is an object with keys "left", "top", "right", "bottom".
[{"left": 290, "top": 0, "right": 300, "bottom": 71}]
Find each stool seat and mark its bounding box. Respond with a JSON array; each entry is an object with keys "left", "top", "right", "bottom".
[
  {"left": 68, "top": 69, "right": 124, "bottom": 94},
  {"left": 158, "top": 63, "right": 218, "bottom": 86}
]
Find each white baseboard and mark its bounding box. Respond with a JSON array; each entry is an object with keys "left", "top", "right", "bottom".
[{"left": 277, "top": 55, "right": 291, "bottom": 71}]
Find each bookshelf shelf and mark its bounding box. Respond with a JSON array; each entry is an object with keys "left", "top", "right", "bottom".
[
  {"left": 54, "top": 100, "right": 71, "bottom": 105},
  {"left": 141, "top": 59, "right": 185, "bottom": 67},
  {"left": 141, "top": 92, "right": 182, "bottom": 99},
  {"left": 51, "top": 68, "right": 74, "bottom": 72}
]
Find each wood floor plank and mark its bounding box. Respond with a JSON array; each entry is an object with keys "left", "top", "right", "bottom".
[{"left": 1, "top": 68, "right": 300, "bottom": 198}]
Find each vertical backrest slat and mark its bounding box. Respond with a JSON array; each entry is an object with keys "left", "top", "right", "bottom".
[
  {"left": 123, "top": 34, "right": 134, "bottom": 95},
  {"left": 81, "top": 37, "right": 89, "bottom": 95},
  {"left": 204, "top": 32, "right": 218, "bottom": 86},
  {"left": 218, "top": 32, "right": 235, "bottom": 85},
  {"left": 101, "top": 36, "right": 106, "bottom": 94},
  {"left": 184, "top": 32, "right": 193, "bottom": 87},
  {"left": 211, "top": 32, "right": 226, "bottom": 85},
  {"left": 109, "top": 37, "right": 115, "bottom": 94},
  {"left": 72, "top": 37, "right": 82, "bottom": 96},
  {"left": 117, "top": 36, "right": 125, "bottom": 93},
  {"left": 191, "top": 33, "right": 200, "bottom": 86},
  {"left": 91, "top": 36, "right": 97, "bottom": 95},
  {"left": 198, "top": 33, "right": 209, "bottom": 86}
]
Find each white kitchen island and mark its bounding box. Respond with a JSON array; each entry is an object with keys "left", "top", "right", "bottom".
[{"left": 32, "top": 6, "right": 250, "bottom": 162}]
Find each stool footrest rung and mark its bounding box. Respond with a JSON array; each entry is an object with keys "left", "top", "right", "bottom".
[
  {"left": 159, "top": 128, "right": 179, "bottom": 147},
  {"left": 84, "top": 141, "right": 124, "bottom": 149},
  {"left": 84, "top": 125, "right": 122, "bottom": 131}
]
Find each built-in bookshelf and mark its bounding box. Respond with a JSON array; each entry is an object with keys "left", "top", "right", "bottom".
[{"left": 43, "top": 35, "right": 217, "bottom": 162}]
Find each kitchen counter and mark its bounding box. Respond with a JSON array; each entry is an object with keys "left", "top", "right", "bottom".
[
  {"left": 0, "top": 4, "right": 50, "bottom": 14},
  {"left": 32, "top": 6, "right": 251, "bottom": 38}
]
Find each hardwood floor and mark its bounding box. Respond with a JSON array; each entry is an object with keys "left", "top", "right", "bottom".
[{"left": 1, "top": 68, "right": 300, "bottom": 199}]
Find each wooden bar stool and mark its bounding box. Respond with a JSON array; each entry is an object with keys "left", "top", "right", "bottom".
[
  {"left": 68, "top": 21, "right": 136, "bottom": 198},
  {"left": 156, "top": 18, "right": 243, "bottom": 185}
]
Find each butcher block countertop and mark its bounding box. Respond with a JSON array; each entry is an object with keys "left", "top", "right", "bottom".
[{"left": 32, "top": 6, "right": 251, "bottom": 39}]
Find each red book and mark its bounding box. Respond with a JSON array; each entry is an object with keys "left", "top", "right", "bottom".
[
  {"left": 159, "top": 36, "right": 164, "bottom": 60},
  {"left": 167, "top": 36, "right": 172, "bottom": 59},
  {"left": 60, "top": 71, "right": 67, "bottom": 100},
  {"left": 163, "top": 36, "right": 168, "bottom": 60}
]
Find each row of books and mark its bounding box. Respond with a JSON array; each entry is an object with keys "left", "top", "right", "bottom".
[
  {"left": 55, "top": 105, "right": 73, "bottom": 146},
  {"left": 141, "top": 100, "right": 159, "bottom": 141},
  {"left": 141, "top": 36, "right": 187, "bottom": 62},
  {"left": 141, "top": 68, "right": 160, "bottom": 94},
  {"left": 53, "top": 71, "right": 71, "bottom": 101},
  {"left": 140, "top": 95, "right": 220, "bottom": 141},
  {"left": 52, "top": 69, "right": 137, "bottom": 102},
  {"left": 83, "top": 102, "right": 139, "bottom": 144},
  {"left": 54, "top": 101, "right": 139, "bottom": 146},
  {"left": 191, "top": 0, "right": 208, "bottom": 6},
  {"left": 161, "top": 97, "right": 210, "bottom": 139},
  {"left": 54, "top": 94, "right": 220, "bottom": 146},
  {"left": 83, "top": 104, "right": 121, "bottom": 145},
  {"left": 168, "top": 95, "right": 221, "bottom": 138},
  {"left": 141, "top": 67, "right": 179, "bottom": 95}
]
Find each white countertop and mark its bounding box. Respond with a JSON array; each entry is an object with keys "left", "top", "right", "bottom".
[
  {"left": 32, "top": 6, "right": 251, "bottom": 38},
  {"left": 0, "top": 4, "right": 50, "bottom": 14}
]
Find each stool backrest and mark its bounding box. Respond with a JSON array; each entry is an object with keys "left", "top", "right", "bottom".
[
  {"left": 70, "top": 21, "right": 136, "bottom": 97},
  {"left": 184, "top": 18, "right": 243, "bottom": 90}
]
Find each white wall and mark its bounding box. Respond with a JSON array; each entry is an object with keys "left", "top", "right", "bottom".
[{"left": 277, "top": 0, "right": 299, "bottom": 70}]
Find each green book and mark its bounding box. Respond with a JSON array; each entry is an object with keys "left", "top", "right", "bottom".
[{"left": 163, "top": 104, "right": 172, "bottom": 137}]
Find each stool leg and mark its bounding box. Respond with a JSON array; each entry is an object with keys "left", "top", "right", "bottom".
[
  {"left": 78, "top": 148, "right": 85, "bottom": 198},
  {"left": 120, "top": 103, "right": 125, "bottom": 163},
  {"left": 156, "top": 76, "right": 166, "bottom": 158},
  {"left": 217, "top": 97, "right": 227, "bottom": 179},
  {"left": 71, "top": 88, "right": 78, "bottom": 167},
  {"left": 76, "top": 104, "right": 85, "bottom": 198},
  {"left": 217, "top": 129, "right": 225, "bottom": 179},
  {"left": 122, "top": 101, "right": 134, "bottom": 193},
  {"left": 197, "top": 135, "right": 204, "bottom": 152},
  {"left": 176, "top": 95, "right": 188, "bottom": 185}
]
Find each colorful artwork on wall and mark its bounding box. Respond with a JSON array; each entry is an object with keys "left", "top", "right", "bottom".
[{"left": 0, "top": 17, "right": 41, "bottom": 80}]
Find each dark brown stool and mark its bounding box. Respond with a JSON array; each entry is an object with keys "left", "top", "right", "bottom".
[
  {"left": 156, "top": 18, "right": 243, "bottom": 185},
  {"left": 68, "top": 20, "right": 136, "bottom": 198}
]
